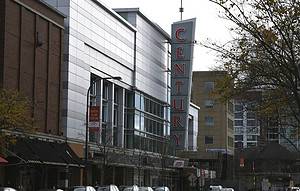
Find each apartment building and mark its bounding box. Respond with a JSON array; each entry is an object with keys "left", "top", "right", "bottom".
[
  {"left": 191, "top": 71, "right": 234, "bottom": 179},
  {"left": 234, "top": 99, "right": 260, "bottom": 149}
]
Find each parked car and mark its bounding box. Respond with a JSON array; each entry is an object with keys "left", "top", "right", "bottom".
[
  {"left": 153, "top": 187, "right": 170, "bottom": 191},
  {"left": 210, "top": 185, "right": 223, "bottom": 191},
  {"left": 287, "top": 187, "right": 300, "bottom": 191},
  {"left": 0, "top": 188, "right": 17, "bottom": 191},
  {"left": 119, "top": 185, "right": 139, "bottom": 191},
  {"left": 95, "top": 185, "right": 119, "bottom": 191},
  {"left": 69, "top": 186, "right": 96, "bottom": 191},
  {"left": 138, "top": 187, "right": 153, "bottom": 191},
  {"left": 221, "top": 188, "right": 234, "bottom": 191}
]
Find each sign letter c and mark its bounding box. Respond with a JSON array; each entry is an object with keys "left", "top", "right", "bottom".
[{"left": 175, "top": 28, "right": 185, "bottom": 42}]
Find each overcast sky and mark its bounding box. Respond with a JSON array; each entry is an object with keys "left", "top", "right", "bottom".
[{"left": 100, "top": 0, "right": 232, "bottom": 71}]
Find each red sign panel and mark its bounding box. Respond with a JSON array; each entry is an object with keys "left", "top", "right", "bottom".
[{"left": 89, "top": 106, "right": 100, "bottom": 130}]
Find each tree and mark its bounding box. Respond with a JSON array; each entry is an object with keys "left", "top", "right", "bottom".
[
  {"left": 0, "top": 89, "right": 35, "bottom": 155},
  {"left": 206, "top": 0, "right": 300, "bottom": 143}
]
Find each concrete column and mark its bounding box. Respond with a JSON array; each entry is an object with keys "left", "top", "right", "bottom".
[{"left": 118, "top": 88, "right": 125, "bottom": 147}]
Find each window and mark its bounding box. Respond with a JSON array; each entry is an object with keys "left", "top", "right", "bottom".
[
  {"left": 205, "top": 116, "right": 214, "bottom": 126},
  {"left": 102, "top": 83, "right": 109, "bottom": 100},
  {"left": 125, "top": 91, "right": 134, "bottom": 108},
  {"left": 247, "top": 112, "right": 256, "bottom": 119},
  {"left": 205, "top": 136, "right": 214, "bottom": 144},
  {"left": 234, "top": 104, "right": 243, "bottom": 112},
  {"left": 246, "top": 126, "right": 259, "bottom": 134},
  {"left": 135, "top": 93, "right": 141, "bottom": 109},
  {"left": 234, "top": 120, "right": 243, "bottom": 126},
  {"left": 228, "top": 119, "right": 233, "bottom": 130},
  {"left": 235, "top": 112, "right": 243, "bottom": 119},
  {"left": 247, "top": 142, "right": 257, "bottom": 147},
  {"left": 112, "top": 107, "right": 118, "bottom": 127},
  {"left": 228, "top": 101, "right": 234, "bottom": 113},
  {"left": 247, "top": 120, "right": 256, "bottom": 126},
  {"left": 204, "top": 82, "right": 214, "bottom": 92},
  {"left": 235, "top": 127, "right": 244, "bottom": 134},
  {"left": 102, "top": 102, "right": 108, "bottom": 123},
  {"left": 235, "top": 135, "right": 243, "bottom": 141},
  {"left": 204, "top": 99, "right": 214, "bottom": 108},
  {"left": 114, "top": 87, "right": 119, "bottom": 104},
  {"left": 247, "top": 135, "right": 257, "bottom": 141},
  {"left": 235, "top": 142, "right": 243, "bottom": 149},
  {"left": 228, "top": 136, "right": 234, "bottom": 147}
]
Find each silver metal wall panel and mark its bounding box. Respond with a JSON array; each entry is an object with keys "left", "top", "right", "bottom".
[
  {"left": 44, "top": 0, "right": 135, "bottom": 140},
  {"left": 134, "top": 15, "right": 169, "bottom": 103}
]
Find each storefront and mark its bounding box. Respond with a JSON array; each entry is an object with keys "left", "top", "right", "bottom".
[{"left": 2, "top": 138, "right": 83, "bottom": 190}]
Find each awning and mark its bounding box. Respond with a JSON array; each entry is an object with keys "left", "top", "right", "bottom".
[
  {"left": 0, "top": 156, "right": 8, "bottom": 164},
  {"left": 8, "top": 138, "right": 84, "bottom": 167}
]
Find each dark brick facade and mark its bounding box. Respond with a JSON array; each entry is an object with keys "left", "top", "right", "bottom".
[{"left": 0, "top": 0, "right": 64, "bottom": 135}]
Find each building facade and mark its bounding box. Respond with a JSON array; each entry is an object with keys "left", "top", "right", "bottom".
[
  {"left": 188, "top": 103, "right": 199, "bottom": 151},
  {"left": 191, "top": 71, "right": 234, "bottom": 180},
  {"left": 0, "top": 0, "right": 199, "bottom": 189},
  {"left": 0, "top": 0, "right": 82, "bottom": 189},
  {"left": 0, "top": 0, "right": 64, "bottom": 135},
  {"left": 234, "top": 99, "right": 260, "bottom": 149},
  {"left": 192, "top": 71, "right": 234, "bottom": 155},
  {"left": 43, "top": 1, "right": 188, "bottom": 189}
]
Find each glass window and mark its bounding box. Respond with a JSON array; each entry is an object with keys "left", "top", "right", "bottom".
[
  {"left": 102, "top": 101, "right": 108, "bottom": 123},
  {"left": 247, "top": 112, "right": 256, "bottom": 119},
  {"left": 247, "top": 120, "right": 256, "bottom": 126},
  {"left": 114, "top": 87, "right": 119, "bottom": 104},
  {"left": 205, "top": 116, "right": 214, "bottom": 126},
  {"left": 235, "top": 127, "right": 244, "bottom": 134},
  {"left": 235, "top": 142, "right": 243, "bottom": 149},
  {"left": 204, "top": 99, "right": 214, "bottom": 108},
  {"left": 134, "top": 135, "right": 141, "bottom": 149},
  {"left": 234, "top": 120, "right": 243, "bottom": 126},
  {"left": 102, "top": 83, "right": 109, "bottom": 100},
  {"left": 125, "top": 130, "right": 133, "bottom": 149},
  {"left": 228, "top": 119, "right": 233, "bottom": 130},
  {"left": 247, "top": 135, "right": 257, "bottom": 141},
  {"left": 235, "top": 112, "right": 243, "bottom": 119},
  {"left": 228, "top": 101, "right": 234, "bottom": 113},
  {"left": 204, "top": 82, "right": 214, "bottom": 92},
  {"left": 141, "top": 95, "right": 144, "bottom": 111},
  {"left": 228, "top": 136, "right": 234, "bottom": 147},
  {"left": 235, "top": 104, "right": 243, "bottom": 112},
  {"left": 235, "top": 135, "right": 243, "bottom": 141},
  {"left": 134, "top": 112, "right": 140, "bottom": 130},
  {"left": 247, "top": 142, "right": 257, "bottom": 147},
  {"left": 113, "top": 105, "right": 118, "bottom": 126},
  {"left": 135, "top": 93, "right": 141, "bottom": 109},
  {"left": 205, "top": 136, "right": 214, "bottom": 144},
  {"left": 125, "top": 91, "right": 134, "bottom": 108},
  {"left": 246, "top": 126, "right": 259, "bottom": 134}
]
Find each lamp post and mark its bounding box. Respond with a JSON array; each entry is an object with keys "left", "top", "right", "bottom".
[{"left": 84, "top": 76, "right": 122, "bottom": 185}]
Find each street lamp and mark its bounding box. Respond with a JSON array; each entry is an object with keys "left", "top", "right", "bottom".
[{"left": 84, "top": 76, "right": 122, "bottom": 185}]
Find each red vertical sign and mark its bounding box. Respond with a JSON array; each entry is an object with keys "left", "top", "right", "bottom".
[{"left": 89, "top": 106, "right": 100, "bottom": 132}]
